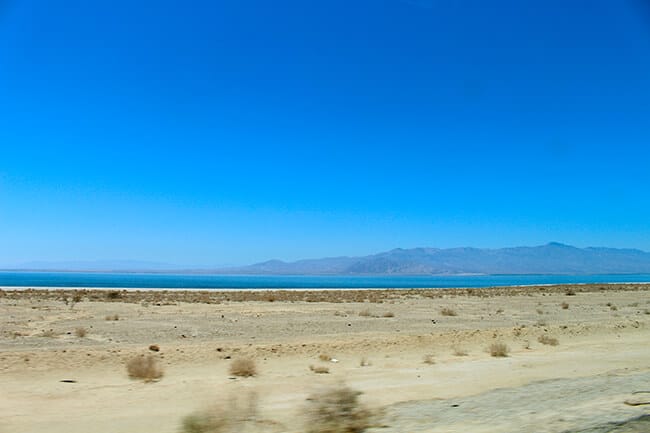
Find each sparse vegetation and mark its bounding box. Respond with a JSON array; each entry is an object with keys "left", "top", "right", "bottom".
[
  {"left": 452, "top": 347, "right": 468, "bottom": 356},
  {"left": 106, "top": 290, "right": 122, "bottom": 300},
  {"left": 310, "top": 365, "right": 330, "bottom": 374},
  {"left": 180, "top": 392, "right": 258, "bottom": 433},
  {"left": 561, "top": 302, "right": 569, "bottom": 310},
  {"left": 536, "top": 308, "right": 544, "bottom": 315},
  {"left": 74, "top": 327, "right": 87, "bottom": 337},
  {"left": 305, "top": 385, "right": 371, "bottom": 433},
  {"left": 488, "top": 342, "right": 509, "bottom": 357},
  {"left": 423, "top": 354, "right": 435, "bottom": 364},
  {"left": 358, "top": 309, "right": 372, "bottom": 317},
  {"left": 39, "top": 329, "right": 57, "bottom": 338},
  {"left": 319, "top": 353, "right": 332, "bottom": 362},
  {"left": 105, "top": 314, "right": 119, "bottom": 321},
  {"left": 359, "top": 357, "right": 371, "bottom": 367},
  {"left": 537, "top": 335, "right": 559, "bottom": 346},
  {"left": 229, "top": 357, "right": 257, "bottom": 377},
  {"left": 382, "top": 311, "right": 395, "bottom": 318},
  {"left": 126, "top": 355, "right": 163, "bottom": 381},
  {"left": 440, "top": 307, "right": 457, "bottom": 316}
]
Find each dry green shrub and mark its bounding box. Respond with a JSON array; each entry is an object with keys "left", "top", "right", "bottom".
[
  {"left": 537, "top": 335, "right": 559, "bottom": 346},
  {"left": 126, "top": 355, "right": 163, "bottom": 381},
  {"left": 310, "top": 365, "right": 330, "bottom": 374},
  {"left": 229, "top": 357, "right": 257, "bottom": 377},
  {"left": 440, "top": 307, "right": 457, "bottom": 316},
  {"left": 305, "top": 385, "right": 371, "bottom": 433},
  {"left": 488, "top": 342, "right": 509, "bottom": 357},
  {"left": 74, "top": 327, "right": 87, "bottom": 338}
]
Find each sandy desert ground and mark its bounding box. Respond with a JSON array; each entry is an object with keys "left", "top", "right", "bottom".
[{"left": 1, "top": 284, "right": 650, "bottom": 432}]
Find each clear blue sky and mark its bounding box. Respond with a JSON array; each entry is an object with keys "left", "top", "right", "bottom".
[{"left": 1, "top": 0, "right": 650, "bottom": 266}]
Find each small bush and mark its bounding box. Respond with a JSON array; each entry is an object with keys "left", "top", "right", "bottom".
[
  {"left": 126, "top": 355, "right": 163, "bottom": 381},
  {"left": 105, "top": 314, "right": 119, "bottom": 321},
  {"left": 229, "top": 357, "right": 257, "bottom": 377},
  {"left": 382, "top": 311, "right": 395, "bottom": 318},
  {"left": 359, "top": 357, "right": 371, "bottom": 367},
  {"left": 423, "top": 354, "right": 435, "bottom": 364},
  {"left": 452, "top": 347, "right": 468, "bottom": 356},
  {"left": 40, "top": 329, "right": 57, "bottom": 338},
  {"left": 565, "top": 289, "right": 576, "bottom": 296},
  {"left": 310, "top": 365, "right": 330, "bottom": 374},
  {"left": 319, "top": 353, "right": 332, "bottom": 362},
  {"left": 560, "top": 302, "right": 569, "bottom": 310},
  {"left": 488, "top": 342, "right": 509, "bottom": 357},
  {"left": 305, "top": 385, "right": 371, "bottom": 433},
  {"left": 358, "top": 309, "right": 372, "bottom": 317},
  {"left": 180, "top": 392, "right": 258, "bottom": 433},
  {"left": 106, "top": 290, "right": 122, "bottom": 300},
  {"left": 74, "top": 327, "right": 87, "bottom": 338},
  {"left": 538, "top": 335, "right": 559, "bottom": 346},
  {"left": 536, "top": 308, "right": 544, "bottom": 315},
  {"left": 440, "top": 307, "right": 457, "bottom": 316}
]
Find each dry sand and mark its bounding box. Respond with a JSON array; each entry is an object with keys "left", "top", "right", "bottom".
[{"left": 1, "top": 284, "right": 650, "bottom": 432}]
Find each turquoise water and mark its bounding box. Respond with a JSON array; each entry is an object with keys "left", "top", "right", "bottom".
[{"left": 0, "top": 271, "right": 649, "bottom": 289}]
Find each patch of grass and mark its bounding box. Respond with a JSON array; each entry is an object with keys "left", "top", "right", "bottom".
[
  {"left": 488, "top": 342, "right": 509, "bottom": 357},
  {"left": 126, "top": 355, "right": 163, "bottom": 382},
  {"left": 537, "top": 335, "right": 559, "bottom": 346},
  {"left": 74, "top": 327, "right": 87, "bottom": 338},
  {"left": 305, "top": 385, "right": 371, "bottom": 433},
  {"left": 440, "top": 307, "right": 457, "bottom": 316},
  {"left": 229, "top": 357, "right": 257, "bottom": 377}
]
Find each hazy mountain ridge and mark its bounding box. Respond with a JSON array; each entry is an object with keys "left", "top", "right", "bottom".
[
  {"left": 5, "top": 243, "right": 650, "bottom": 275},
  {"left": 225, "top": 243, "right": 650, "bottom": 275}
]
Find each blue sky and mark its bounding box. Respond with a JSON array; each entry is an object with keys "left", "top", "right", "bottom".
[{"left": 1, "top": 0, "right": 650, "bottom": 266}]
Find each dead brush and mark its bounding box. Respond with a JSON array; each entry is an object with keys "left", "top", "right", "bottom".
[
  {"left": 229, "top": 357, "right": 257, "bottom": 377},
  {"left": 305, "top": 385, "right": 372, "bottom": 433},
  {"left": 488, "top": 342, "right": 509, "bottom": 357},
  {"left": 440, "top": 307, "right": 457, "bottom": 316},
  {"left": 537, "top": 335, "right": 559, "bottom": 346},
  {"left": 358, "top": 309, "right": 372, "bottom": 317},
  {"left": 309, "top": 365, "right": 330, "bottom": 374},
  {"left": 126, "top": 354, "right": 163, "bottom": 382},
  {"left": 74, "top": 327, "right": 87, "bottom": 338},
  {"left": 180, "top": 392, "right": 259, "bottom": 433}
]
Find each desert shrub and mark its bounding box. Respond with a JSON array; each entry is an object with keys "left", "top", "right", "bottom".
[
  {"left": 440, "top": 307, "right": 457, "bottom": 316},
  {"left": 538, "top": 335, "right": 559, "bottom": 346},
  {"left": 536, "top": 308, "right": 544, "bottom": 315},
  {"left": 382, "top": 311, "right": 395, "bottom": 318},
  {"left": 560, "top": 302, "right": 569, "bottom": 310},
  {"left": 40, "top": 329, "right": 57, "bottom": 338},
  {"left": 488, "top": 342, "right": 509, "bottom": 357},
  {"left": 105, "top": 314, "right": 119, "bottom": 321},
  {"left": 305, "top": 385, "right": 371, "bottom": 433},
  {"left": 180, "top": 392, "right": 258, "bottom": 433},
  {"left": 229, "top": 357, "right": 257, "bottom": 377},
  {"left": 452, "top": 347, "right": 468, "bottom": 356},
  {"left": 106, "top": 290, "right": 122, "bottom": 300},
  {"left": 359, "top": 357, "right": 371, "bottom": 367},
  {"left": 319, "top": 353, "right": 332, "bottom": 361},
  {"left": 565, "top": 289, "right": 576, "bottom": 296},
  {"left": 310, "top": 365, "right": 330, "bottom": 374},
  {"left": 423, "top": 354, "right": 435, "bottom": 364},
  {"left": 74, "top": 327, "right": 87, "bottom": 337},
  {"left": 358, "top": 309, "right": 372, "bottom": 317},
  {"left": 126, "top": 355, "right": 163, "bottom": 381}
]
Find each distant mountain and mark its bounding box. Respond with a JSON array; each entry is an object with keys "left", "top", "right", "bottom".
[{"left": 220, "top": 243, "right": 650, "bottom": 275}]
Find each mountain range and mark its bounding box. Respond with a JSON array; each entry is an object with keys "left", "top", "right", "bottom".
[
  {"left": 221, "top": 243, "right": 650, "bottom": 275},
  {"left": 5, "top": 243, "right": 650, "bottom": 275}
]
